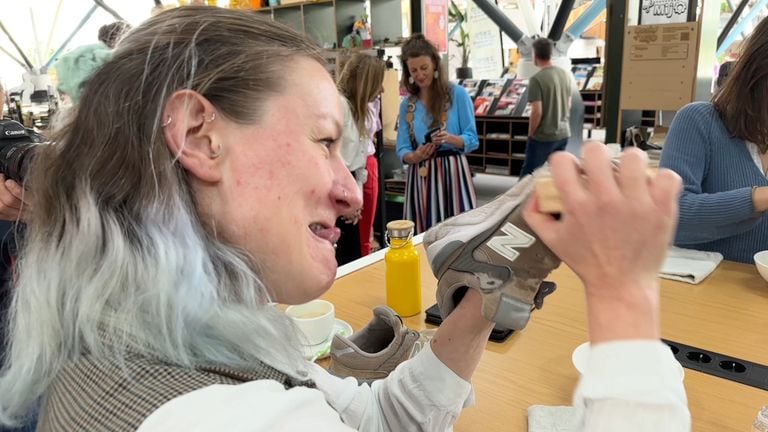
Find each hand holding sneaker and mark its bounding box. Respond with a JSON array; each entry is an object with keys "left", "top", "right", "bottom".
[{"left": 523, "top": 142, "right": 682, "bottom": 343}]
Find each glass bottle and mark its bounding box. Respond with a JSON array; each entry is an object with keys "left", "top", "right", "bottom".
[
  {"left": 384, "top": 220, "right": 421, "bottom": 317},
  {"left": 753, "top": 406, "right": 768, "bottom": 432}
]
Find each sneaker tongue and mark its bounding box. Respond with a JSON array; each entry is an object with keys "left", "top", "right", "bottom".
[{"left": 372, "top": 306, "right": 403, "bottom": 331}]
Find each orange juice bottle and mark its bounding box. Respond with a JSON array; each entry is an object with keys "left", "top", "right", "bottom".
[{"left": 385, "top": 220, "right": 421, "bottom": 317}]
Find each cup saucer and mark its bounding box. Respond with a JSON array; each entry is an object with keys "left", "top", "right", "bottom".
[{"left": 301, "top": 318, "right": 353, "bottom": 362}]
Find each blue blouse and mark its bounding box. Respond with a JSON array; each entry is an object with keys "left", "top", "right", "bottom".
[{"left": 396, "top": 84, "right": 479, "bottom": 162}]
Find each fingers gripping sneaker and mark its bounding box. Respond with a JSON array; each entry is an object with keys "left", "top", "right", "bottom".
[{"left": 424, "top": 171, "right": 561, "bottom": 330}]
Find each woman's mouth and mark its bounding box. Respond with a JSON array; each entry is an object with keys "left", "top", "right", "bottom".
[{"left": 309, "top": 223, "right": 341, "bottom": 246}]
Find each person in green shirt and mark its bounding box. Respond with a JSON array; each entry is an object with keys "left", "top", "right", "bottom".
[{"left": 520, "top": 37, "right": 572, "bottom": 176}]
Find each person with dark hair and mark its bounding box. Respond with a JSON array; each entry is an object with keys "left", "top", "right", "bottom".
[
  {"left": 520, "top": 37, "right": 572, "bottom": 177},
  {"left": 97, "top": 21, "right": 132, "bottom": 49},
  {"left": 396, "top": 33, "right": 479, "bottom": 233},
  {"left": 659, "top": 16, "right": 768, "bottom": 263}
]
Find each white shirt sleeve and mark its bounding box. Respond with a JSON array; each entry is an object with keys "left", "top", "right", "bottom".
[
  {"left": 137, "top": 344, "right": 471, "bottom": 432},
  {"left": 138, "top": 340, "right": 687, "bottom": 432},
  {"left": 310, "top": 342, "right": 473, "bottom": 432},
  {"left": 574, "top": 340, "right": 691, "bottom": 432},
  {"left": 339, "top": 95, "right": 368, "bottom": 189}
]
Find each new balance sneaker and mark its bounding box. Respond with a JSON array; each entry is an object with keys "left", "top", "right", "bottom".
[
  {"left": 423, "top": 171, "right": 560, "bottom": 330},
  {"left": 329, "top": 306, "right": 432, "bottom": 382}
]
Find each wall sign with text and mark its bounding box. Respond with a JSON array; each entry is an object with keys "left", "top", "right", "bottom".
[{"left": 638, "top": 0, "right": 695, "bottom": 25}]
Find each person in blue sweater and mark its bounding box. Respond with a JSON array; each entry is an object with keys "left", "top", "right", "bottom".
[
  {"left": 396, "top": 34, "right": 479, "bottom": 233},
  {"left": 659, "top": 17, "right": 768, "bottom": 263}
]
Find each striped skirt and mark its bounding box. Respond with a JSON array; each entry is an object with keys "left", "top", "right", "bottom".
[{"left": 404, "top": 153, "right": 477, "bottom": 234}]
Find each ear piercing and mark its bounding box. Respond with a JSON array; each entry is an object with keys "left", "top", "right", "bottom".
[{"left": 160, "top": 111, "right": 216, "bottom": 128}]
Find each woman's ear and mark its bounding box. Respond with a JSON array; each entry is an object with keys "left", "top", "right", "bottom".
[{"left": 162, "top": 90, "right": 222, "bottom": 183}]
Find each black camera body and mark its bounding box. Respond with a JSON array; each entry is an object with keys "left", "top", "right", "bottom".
[{"left": 0, "top": 119, "right": 44, "bottom": 183}]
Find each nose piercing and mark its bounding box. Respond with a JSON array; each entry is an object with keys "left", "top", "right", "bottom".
[{"left": 343, "top": 189, "right": 348, "bottom": 199}]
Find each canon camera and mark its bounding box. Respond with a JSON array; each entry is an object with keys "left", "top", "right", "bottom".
[{"left": 0, "top": 119, "right": 45, "bottom": 183}]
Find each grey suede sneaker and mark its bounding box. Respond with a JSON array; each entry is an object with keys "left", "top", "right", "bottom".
[
  {"left": 329, "top": 306, "right": 432, "bottom": 382},
  {"left": 423, "top": 171, "right": 560, "bottom": 330}
]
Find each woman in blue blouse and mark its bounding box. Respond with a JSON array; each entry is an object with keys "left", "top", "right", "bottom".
[
  {"left": 659, "top": 17, "right": 768, "bottom": 263},
  {"left": 396, "top": 34, "right": 479, "bottom": 233}
]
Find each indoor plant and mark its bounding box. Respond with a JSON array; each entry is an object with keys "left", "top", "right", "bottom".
[{"left": 449, "top": 0, "right": 472, "bottom": 79}]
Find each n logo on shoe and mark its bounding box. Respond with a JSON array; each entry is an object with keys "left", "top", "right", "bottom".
[{"left": 487, "top": 223, "right": 535, "bottom": 262}]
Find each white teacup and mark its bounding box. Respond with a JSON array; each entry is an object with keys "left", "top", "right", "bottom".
[
  {"left": 571, "top": 342, "right": 684, "bottom": 380},
  {"left": 286, "top": 300, "right": 335, "bottom": 346}
]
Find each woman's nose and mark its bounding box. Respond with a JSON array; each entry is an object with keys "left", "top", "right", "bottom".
[{"left": 333, "top": 163, "right": 363, "bottom": 213}]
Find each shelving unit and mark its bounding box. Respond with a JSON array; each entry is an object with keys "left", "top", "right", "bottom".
[
  {"left": 641, "top": 110, "right": 657, "bottom": 128},
  {"left": 580, "top": 90, "right": 603, "bottom": 129},
  {"left": 466, "top": 116, "right": 530, "bottom": 177},
  {"left": 252, "top": 0, "right": 407, "bottom": 48}
]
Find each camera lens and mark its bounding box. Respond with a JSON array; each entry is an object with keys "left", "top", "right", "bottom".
[{"left": 0, "top": 141, "right": 38, "bottom": 183}]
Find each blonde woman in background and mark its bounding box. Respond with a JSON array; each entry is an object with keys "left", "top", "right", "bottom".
[{"left": 337, "top": 53, "right": 385, "bottom": 259}]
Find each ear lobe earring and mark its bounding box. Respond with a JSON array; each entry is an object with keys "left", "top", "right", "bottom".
[
  {"left": 434, "top": 71, "right": 439, "bottom": 79},
  {"left": 408, "top": 76, "right": 415, "bottom": 84}
]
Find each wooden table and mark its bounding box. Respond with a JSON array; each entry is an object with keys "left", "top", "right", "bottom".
[{"left": 322, "top": 245, "right": 768, "bottom": 432}]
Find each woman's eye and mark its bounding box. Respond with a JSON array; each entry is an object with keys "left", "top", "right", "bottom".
[{"left": 320, "top": 138, "right": 336, "bottom": 149}]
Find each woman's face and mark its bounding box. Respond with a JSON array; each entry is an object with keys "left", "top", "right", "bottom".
[
  {"left": 406, "top": 55, "right": 435, "bottom": 90},
  {"left": 203, "top": 57, "right": 361, "bottom": 304}
]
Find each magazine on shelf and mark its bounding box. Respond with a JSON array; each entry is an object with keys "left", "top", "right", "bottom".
[
  {"left": 474, "top": 96, "right": 495, "bottom": 116},
  {"left": 572, "top": 65, "right": 594, "bottom": 91},
  {"left": 473, "top": 79, "right": 508, "bottom": 116},
  {"left": 491, "top": 79, "right": 529, "bottom": 116},
  {"left": 584, "top": 65, "right": 604, "bottom": 91},
  {"left": 459, "top": 79, "right": 485, "bottom": 99},
  {"left": 478, "top": 79, "right": 507, "bottom": 99}
]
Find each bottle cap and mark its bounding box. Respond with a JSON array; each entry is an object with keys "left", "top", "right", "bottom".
[{"left": 386, "top": 220, "right": 414, "bottom": 238}]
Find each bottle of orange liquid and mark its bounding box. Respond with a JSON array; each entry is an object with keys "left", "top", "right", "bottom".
[{"left": 385, "top": 220, "right": 421, "bottom": 317}]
